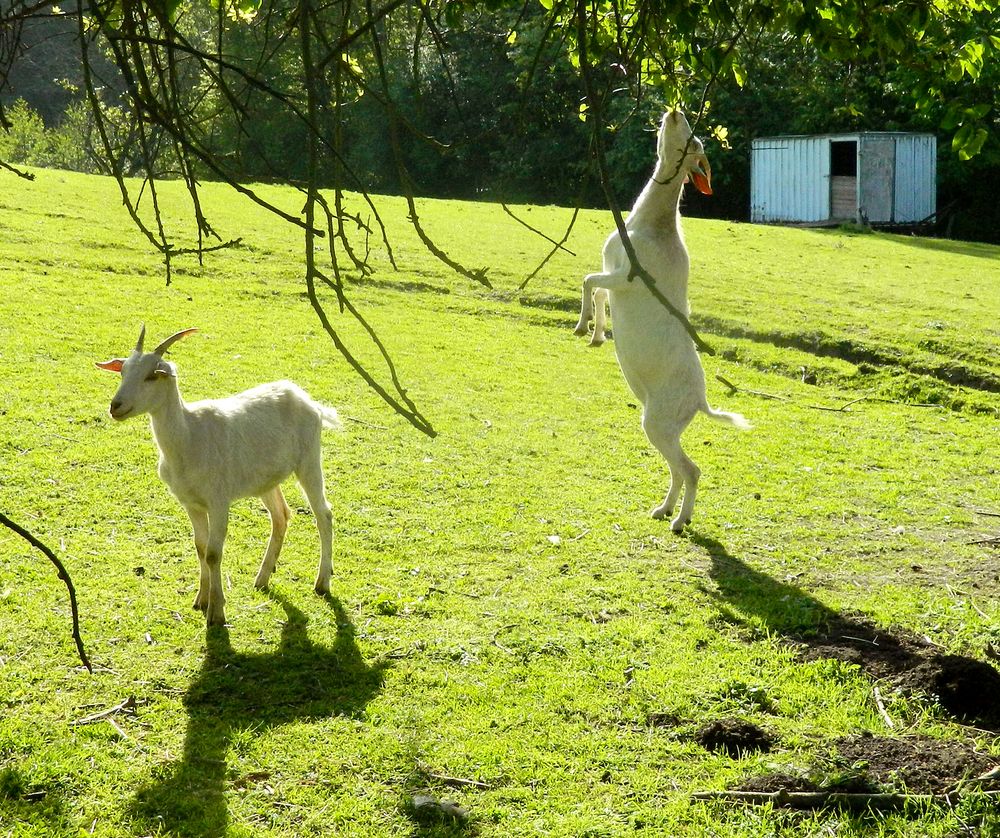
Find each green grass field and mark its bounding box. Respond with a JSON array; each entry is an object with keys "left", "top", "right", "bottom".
[{"left": 2, "top": 166, "right": 1000, "bottom": 837}]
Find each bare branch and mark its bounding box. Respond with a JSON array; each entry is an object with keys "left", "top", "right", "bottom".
[
  {"left": 0, "top": 512, "right": 92, "bottom": 673},
  {"left": 573, "top": 0, "right": 714, "bottom": 355}
]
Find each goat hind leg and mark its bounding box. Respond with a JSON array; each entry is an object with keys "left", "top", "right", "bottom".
[
  {"left": 643, "top": 413, "right": 701, "bottom": 532},
  {"left": 254, "top": 485, "right": 291, "bottom": 590}
]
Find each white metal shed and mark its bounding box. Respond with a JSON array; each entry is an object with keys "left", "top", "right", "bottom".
[{"left": 750, "top": 132, "right": 936, "bottom": 225}]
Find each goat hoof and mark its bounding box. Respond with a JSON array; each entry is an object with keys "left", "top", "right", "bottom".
[
  {"left": 573, "top": 324, "right": 589, "bottom": 337},
  {"left": 314, "top": 580, "right": 331, "bottom": 596},
  {"left": 588, "top": 337, "right": 605, "bottom": 348},
  {"left": 670, "top": 517, "right": 691, "bottom": 533},
  {"left": 651, "top": 506, "right": 672, "bottom": 520}
]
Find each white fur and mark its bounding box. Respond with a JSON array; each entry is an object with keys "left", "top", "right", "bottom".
[
  {"left": 573, "top": 111, "right": 749, "bottom": 531},
  {"left": 100, "top": 329, "right": 340, "bottom": 626}
]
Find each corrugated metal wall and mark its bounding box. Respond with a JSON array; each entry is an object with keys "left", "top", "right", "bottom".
[
  {"left": 750, "top": 133, "right": 936, "bottom": 225},
  {"left": 750, "top": 136, "right": 831, "bottom": 223},
  {"left": 893, "top": 135, "right": 936, "bottom": 223}
]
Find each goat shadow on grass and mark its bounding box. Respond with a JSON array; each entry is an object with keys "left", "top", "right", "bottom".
[
  {"left": 128, "top": 593, "right": 388, "bottom": 838},
  {"left": 690, "top": 533, "right": 1000, "bottom": 729}
]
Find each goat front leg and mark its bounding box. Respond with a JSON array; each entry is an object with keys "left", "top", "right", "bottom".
[
  {"left": 296, "top": 456, "right": 334, "bottom": 595},
  {"left": 204, "top": 505, "right": 230, "bottom": 627},
  {"left": 590, "top": 288, "right": 610, "bottom": 346},
  {"left": 574, "top": 271, "right": 628, "bottom": 343},
  {"left": 254, "top": 486, "right": 291, "bottom": 590},
  {"left": 186, "top": 506, "right": 211, "bottom": 613}
]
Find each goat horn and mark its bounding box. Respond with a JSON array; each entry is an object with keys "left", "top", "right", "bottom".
[
  {"left": 135, "top": 323, "right": 146, "bottom": 353},
  {"left": 153, "top": 328, "right": 198, "bottom": 356}
]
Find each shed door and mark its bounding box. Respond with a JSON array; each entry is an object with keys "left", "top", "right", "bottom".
[
  {"left": 859, "top": 137, "right": 895, "bottom": 224},
  {"left": 829, "top": 140, "right": 857, "bottom": 221}
]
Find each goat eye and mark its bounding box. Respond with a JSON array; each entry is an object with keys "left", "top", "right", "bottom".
[{"left": 145, "top": 372, "right": 159, "bottom": 382}]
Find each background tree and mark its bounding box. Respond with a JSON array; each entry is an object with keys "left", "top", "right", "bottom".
[{"left": 2, "top": 0, "right": 999, "bottom": 431}]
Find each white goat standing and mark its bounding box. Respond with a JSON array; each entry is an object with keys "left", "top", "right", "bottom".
[
  {"left": 574, "top": 110, "right": 749, "bottom": 532},
  {"left": 97, "top": 326, "right": 341, "bottom": 626}
]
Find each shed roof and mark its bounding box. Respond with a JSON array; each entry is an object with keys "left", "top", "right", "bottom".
[{"left": 753, "top": 131, "right": 935, "bottom": 143}]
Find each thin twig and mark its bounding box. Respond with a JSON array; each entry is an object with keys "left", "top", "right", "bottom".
[
  {"left": 0, "top": 512, "right": 92, "bottom": 672},
  {"left": 501, "top": 203, "right": 576, "bottom": 257},
  {"left": 715, "top": 375, "right": 788, "bottom": 401},
  {"left": 417, "top": 762, "right": 492, "bottom": 790},
  {"left": 340, "top": 415, "right": 390, "bottom": 431},
  {"left": 945, "top": 583, "right": 990, "bottom": 619},
  {"left": 807, "top": 395, "right": 869, "bottom": 412},
  {"left": 428, "top": 586, "right": 482, "bottom": 600},
  {"left": 872, "top": 685, "right": 894, "bottom": 729},
  {"left": 72, "top": 695, "right": 137, "bottom": 726},
  {"left": 491, "top": 623, "right": 517, "bottom": 655},
  {"left": 691, "top": 789, "right": 999, "bottom": 810}
]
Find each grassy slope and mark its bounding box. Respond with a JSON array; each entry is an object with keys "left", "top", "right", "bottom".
[{"left": 1, "top": 167, "right": 999, "bottom": 837}]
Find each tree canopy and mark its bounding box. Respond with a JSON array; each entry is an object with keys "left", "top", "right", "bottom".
[{"left": 2, "top": 0, "right": 999, "bottom": 432}]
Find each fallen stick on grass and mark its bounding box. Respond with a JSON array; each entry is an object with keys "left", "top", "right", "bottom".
[
  {"left": 0, "top": 512, "right": 92, "bottom": 672},
  {"left": 715, "top": 375, "right": 788, "bottom": 401},
  {"left": 71, "top": 695, "right": 137, "bottom": 726},
  {"left": 872, "top": 685, "right": 895, "bottom": 729},
  {"left": 691, "top": 789, "right": 1000, "bottom": 811},
  {"left": 417, "top": 762, "right": 492, "bottom": 790}
]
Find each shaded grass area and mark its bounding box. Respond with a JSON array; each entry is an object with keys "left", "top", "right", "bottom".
[
  {"left": 129, "top": 595, "right": 387, "bottom": 837},
  {"left": 1, "top": 168, "right": 1000, "bottom": 836}
]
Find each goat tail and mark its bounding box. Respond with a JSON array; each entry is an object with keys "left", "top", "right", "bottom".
[
  {"left": 319, "top": 405, "right": 343, "bottom": 431},
  {"left": 701, "top": 402, "right": 751, "bottom": 430}
]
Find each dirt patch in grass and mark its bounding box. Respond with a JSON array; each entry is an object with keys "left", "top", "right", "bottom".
[
  {"left": 735, "top": 734, "right": 996, "bottom": 796},
  {"left": 833, "top": 734, "right": 994, "bottom": 794},
  {"left": 794, "top": 613, "right": 1000, "bottom": 729},
  {"left": 695, "top": 719, "right": 774, "bottom": 757}
]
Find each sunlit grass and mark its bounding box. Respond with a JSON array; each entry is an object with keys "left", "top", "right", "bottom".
[{"left": 1, "top": 167, "right": 1000, "bottom": 837}]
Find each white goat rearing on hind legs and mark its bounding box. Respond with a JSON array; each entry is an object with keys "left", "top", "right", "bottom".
[
  {"left": 97, "top": 326, "right": 341, "bottom": 627},
  {"left": 574, "top": 109, "right": 750, "bottom": 532}
]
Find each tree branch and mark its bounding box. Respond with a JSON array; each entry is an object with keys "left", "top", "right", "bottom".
[
  {"left": 0, "top": 512, "right": 92, "bottom": 672},
  {"left": 573, "top": 0, "right": 714, "bottom": 355}
]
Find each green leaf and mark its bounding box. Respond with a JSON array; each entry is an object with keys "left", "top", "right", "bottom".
[
  {"left": 957, "top": 127, "right": 988, "bottom": 161},
  {"left": 731, "top": 62, "right": 746, "bottom": 88},
  {"left": 940, "top": 105, "right": 963, "bottom": 131}
]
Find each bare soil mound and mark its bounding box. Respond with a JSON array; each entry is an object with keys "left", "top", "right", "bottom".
[
  {"left": 734, "top": 733, "right": 995, "bottom": 796},
  {"left": 695, "top": 718, "right": 774, "bottom": 758},
  {"left": 795, "top": 614, "right": 1000, "bottom": 729}
]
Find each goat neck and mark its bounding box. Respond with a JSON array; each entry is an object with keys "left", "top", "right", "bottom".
[
  {"left": 628, "top": 155, "right": 686, "bottom": 233},
  {"left": 146, "top": 375, "right": 191, "bottom": 459}
]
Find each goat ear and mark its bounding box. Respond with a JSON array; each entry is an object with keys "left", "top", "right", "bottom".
[
  {"left": 96, "top": 359, "right": 125, "bottom": 373},
  {"left": 691, "top": 170, "right": 712, "bottom": 196},
  {"left": 154, "top": 360, "right": 176, "bottom": 378},
  {"left": 690, "top": 158, "right": 712, "bottom": 196}
]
